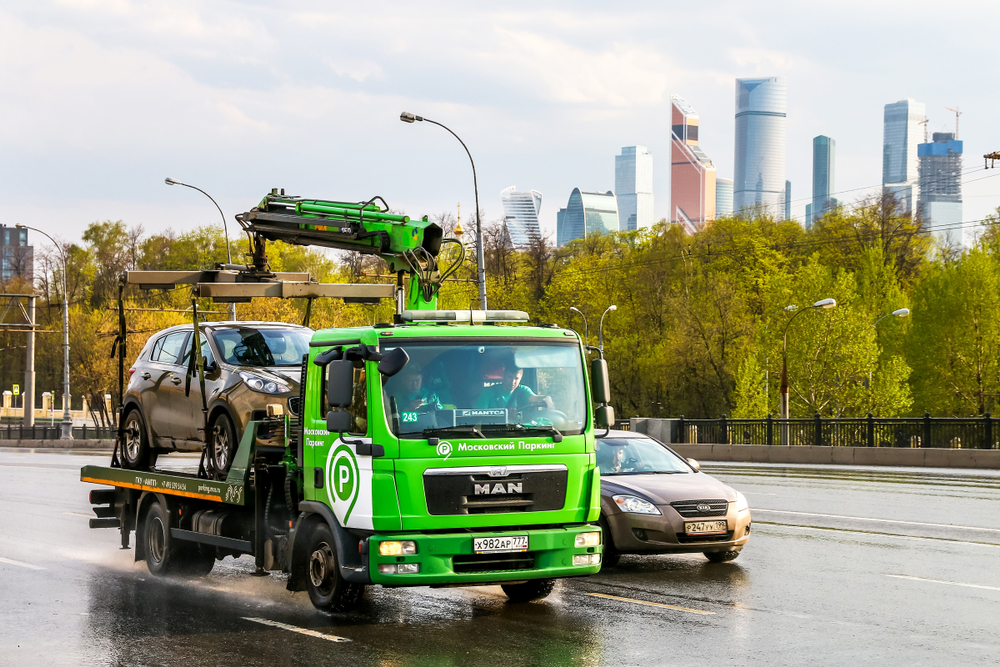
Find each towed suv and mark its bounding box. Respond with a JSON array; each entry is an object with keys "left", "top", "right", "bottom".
[{"left": 120, "top": 321, "right": 313, "bottom": 472}]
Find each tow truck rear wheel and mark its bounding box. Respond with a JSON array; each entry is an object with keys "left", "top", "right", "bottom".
[
  {"left": 143, "top": 501, "right": 215, "bottom": 576},
  {"left": 305, "top": 524, "right": 365, "bottom": 612},
  {"left": 121, "top": 409, "right": 151, "bottom": 470},
  {"left": 501, "top": 578, "right": 556, "bottom": 602}
]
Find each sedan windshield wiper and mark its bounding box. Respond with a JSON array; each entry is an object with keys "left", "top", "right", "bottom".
[{"left": 423, "top": 425, "right": 486, "bottom": 439}]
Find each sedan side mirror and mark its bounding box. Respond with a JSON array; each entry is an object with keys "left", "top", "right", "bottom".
[{"left": 687, "top": 458, "right": 701, "bottom": 471}]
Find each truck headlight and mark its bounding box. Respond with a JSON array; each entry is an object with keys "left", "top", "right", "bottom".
[
  {"left": 379, "top": 540, "right": 417, "bottom": 556},
  {"left": 736, "top": 491, "right": 749, "bottom": 514},
  {"left": 573, "top": 554, "right": 601, "bottom": 566},
  {"left": 575, "top": 531, "right": 601, "bottom": 548},
  {"left": 378, "top": 563, "right": 421, "bottom": 575},
  {"left": 613, "top": 494, "right": 661, "bottom": 515},
  {"left": 239, "top": 372, "right": 291, "bottom": 395}
]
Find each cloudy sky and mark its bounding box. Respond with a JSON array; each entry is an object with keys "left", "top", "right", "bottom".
[{"left": 3, "top": 1, "right": 1000, "bottom": 247}]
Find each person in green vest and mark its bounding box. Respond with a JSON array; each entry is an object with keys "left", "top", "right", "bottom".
[{"left": 476, "top": 357, "right": 553, "bottom": 411}]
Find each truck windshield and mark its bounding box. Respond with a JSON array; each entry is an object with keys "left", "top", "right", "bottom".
[
  {"left": 211, "top": 327, "right": 312, "bottom": 367},
  {"left": 380, "top": 340, "right": 587, "bottom": 437}
]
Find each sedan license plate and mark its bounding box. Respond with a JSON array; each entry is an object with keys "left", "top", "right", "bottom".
[
  {"left": 473, "top": 535, "right": 529, "bottom": 554},
  {"left": 685, "top": 520, "right": 728, "bottom": 535}
]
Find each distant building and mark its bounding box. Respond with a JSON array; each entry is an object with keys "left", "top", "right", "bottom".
[
  {"left": 733, "top": 77, "right": 787, "bottom": 216},
  {"left": 882, "top": 98, "right": 926, "bottom": 212},
  {"left": 918, "top": 132, "right": 966, "bottom": 247},
  {"left": 615, "top": 146, "right": 653, "bottom": 231},
  {"left": 715, "top": 178, "right": 734, "bottom": 218},
  {"left": 0, "top": 224, "right": 32, "bottom": 283},
  {"left": 785, "top": 181, "right": 791, "bottom": 220},
  {"left": 670, "top": 95, "right": 716, "bottom": 234},
  {"left": 807, "top": 135, "right": 839, "bottom": 226},
  {"left": 500, "top": 186, "right": 543, "bottom": 249},
  {"left": 556, "top": 189, "right": 619, "bottom": 246}
]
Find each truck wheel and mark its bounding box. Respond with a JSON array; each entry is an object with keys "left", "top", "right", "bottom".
[
  {"left": 704, "top": 549, "right": 741, "bottom": 563},
  {"left": 209, "top": 413, "right": 238, "bottom": 476},
  {"left": 305, "top": 524, "right": 365, "bottom": 612},
  {"left": 121, "top": 409, "right": 151, "bottom": 470},
  {"left": 599, "top": 516, "right": 621, "bottom": 568},
  {"left": 143, "top": 502, "right": 185, "bottom": 576},
  {"left": 501, "top": 579, "right": 556, "bottom": 602}
]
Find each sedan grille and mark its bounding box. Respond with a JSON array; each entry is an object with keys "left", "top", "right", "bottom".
[{"left": 670, "top": 499, "right": 729, "bottom": 518}]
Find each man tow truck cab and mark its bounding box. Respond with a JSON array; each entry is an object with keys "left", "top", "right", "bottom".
[{"left": 82, "top": 191, "right": 616, "bottom": 612}]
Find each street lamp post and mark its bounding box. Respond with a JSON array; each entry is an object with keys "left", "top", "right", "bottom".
[
  {"left": 569, "top": 306, "right": 589, "bottom": 344},
  {"left": 164, "top": 178, "right": 237, "bottom": 321},
  {"left": 599, "top": 305, "right": 617, "bottom": 353},
  {"left": 399, "top": 112, "right": 487, "bottom": 310},
  {"left": 869, "top": 308, "right": 910, "bottom": 407},
  {"left": 17, "top": 224, "right": 72, "bottom": 439},
  {"left": 779, "top": 298, "right": 837, "bottom": 423}
]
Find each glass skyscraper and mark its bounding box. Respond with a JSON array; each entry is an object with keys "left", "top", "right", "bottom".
[
  {"left": 670, "top": 95, "right": 716, "bottom": 234},
  {"left": 918, "top": 132, "right": 966, "bottom": 247},
  {"left": 556, "top": 189, "right": 619, "bottom": 246},
  {"left": 715, "top": 178, "right": 733, "bottom": 218},
  {"left": 0, "top": 224, "right": 32, "bottom": 283},
  {"left": 806, "top": 135, "right": 839, "bottom": 226},
  {"left": 882, "top": 99, "right": 926, "bottom": 212},
  {"left": 733, "top": 77, "right": 786, "bottom": 216},
  {"left": 615, "top": 146, "right": 653, "bottom": 231},
  {"left": 500, "top": 186, "right": 543, "bottom": 249}
]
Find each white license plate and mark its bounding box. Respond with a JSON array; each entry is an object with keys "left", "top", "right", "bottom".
[
  {"left": 685, "top": 520, "right": 728, "bottom": 535},
  {"left": 473, "top": 535, "right": 529, "bottom": 554}
]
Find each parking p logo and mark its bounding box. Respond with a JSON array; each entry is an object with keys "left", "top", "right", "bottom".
[{"left": 325, "top": 443, "right": 360, "bottom": 524}]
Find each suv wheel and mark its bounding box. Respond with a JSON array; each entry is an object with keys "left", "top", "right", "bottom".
[
  {"left": 209, "top": 413, "right": 238, "bottom": 476},
  {"left": 121, "top": 409, "right": 151, "bottom": 470}
]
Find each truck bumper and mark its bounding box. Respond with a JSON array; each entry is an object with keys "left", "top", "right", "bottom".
[{"left": 369, "top": 524, "right": 603, "bottom": 586}]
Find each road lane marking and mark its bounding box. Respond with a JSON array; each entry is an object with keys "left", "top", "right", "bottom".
[
  {"left": 0, "top": 556, "right": 45, "bottom": 570},
  {"left": 757, "top": 521, "right": 1000, "bottom": 548},
  {"left": 586, "top": 592, "right": 714, "bottom": 615},
  {"left": 887, "top": 574, "right": 1000, "bottom": 592},
  {"left": 242, "top": 617, "right": 351, "bottom": 642},
  {"left": 753, "top": 508, "right": 1000, "bottom": 533}
]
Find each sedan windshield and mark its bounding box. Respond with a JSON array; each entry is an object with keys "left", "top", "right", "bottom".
[
  {"left": 212, "top": 328, "right": 312, "bottom": 367},
  {"left": 381, "top": 340, "right": 586, "bottom": 437},
  {"left": 597, "top": 437, "right": 693, "bottom": 475}
]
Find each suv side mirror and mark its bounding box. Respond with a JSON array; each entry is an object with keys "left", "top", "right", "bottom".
[
  {"left": 378, "top": 348, "right": 409, "bottom": 378},
  {"left": 205, "top": 359, "right": 218, "bottom": 373},
  {"left": 327, "top": 359, "right": 354, "bottom": 408},
  {"left": 595, "top": 404, "right": 615, "bottom": 429},
  {"left": 591, "top": 358, "right": 610, "bottom": 404}
]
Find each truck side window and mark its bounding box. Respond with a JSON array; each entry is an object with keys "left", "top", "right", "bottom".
[{"left": 322, "top": 364, "right": 368, "bottom": 436}]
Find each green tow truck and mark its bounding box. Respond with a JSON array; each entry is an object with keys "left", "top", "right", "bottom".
[{"left": 82, "top": 191, "right": 615, "bottom": 611}]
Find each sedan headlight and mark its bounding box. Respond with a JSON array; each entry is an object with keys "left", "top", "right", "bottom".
[
  {"left": 239, "top": 372, "right": 291, "bottom": 395},
  {"left": 613, "top": 494, "right": 661, "bottom": 515},
  {"left": 736, "top": 491, "right": 750, "bottom": 514}
]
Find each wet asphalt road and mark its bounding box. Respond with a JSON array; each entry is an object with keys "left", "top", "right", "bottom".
[{"left": 2, "top": 449, "right": 999, "bottom": 666}]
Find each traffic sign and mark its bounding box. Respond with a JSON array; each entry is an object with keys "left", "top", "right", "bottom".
[{"left": 12, "top": 385, "right": 19, "bottom": 396}]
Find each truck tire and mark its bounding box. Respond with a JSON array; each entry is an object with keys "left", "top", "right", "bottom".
[
  {"left": 305, "top": 524, "right": 365, "bottom": 612},
  {"left": 501, "top": 578, "right": 556, "bottom": 602},
  {"left": 704, "top": 549, "right": 741, "bottom": 563},
  {"left": 143, "top": 502, "right": 215, "bottom": 576},
  {"left": 209, "top": 413, "right": 238, "bottom": 477},
  {"left": 121, "top": 409, "right": 151, "bottom": 470}
]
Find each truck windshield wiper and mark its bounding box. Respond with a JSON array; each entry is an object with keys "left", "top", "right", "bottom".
[
  {"left": 480, "top": 423, "right": 563, "bottom": 442},
  {"left": 423, "top": 425, "right": 486, "bottom": 439}
]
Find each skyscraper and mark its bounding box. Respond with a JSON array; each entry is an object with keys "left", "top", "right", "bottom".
[
  {"left": 556, "top": 189, "right": 619, "bottom": 246},
  {"left": 500, "top": 186, "right": 543, "bottom": 249},
  {"left": 670, "top": 95, "right": 716, "bottom": 234},
  {"left": 918, "top": 132, "right": 966, "bottom": 247},
  {"left": 715, "top": 178, "right": 733, "bottom": 218},
  {"left": 0, "top": 224, "right": 32, "bottom": 283},
  {"left": 615, "top": 146, "right": 653, "bottom": 231},
  {"left": 785, "top": 181, "right": 791, "bottom": 221},
  {"left": 807, "top": 135, "right": 839, "bottom": 226},
  {"left": 882, "top": 99, "right": 926, "bottom": 212},
  {"left": 733, "top": 77, "right": 787, "bottom": 216}
]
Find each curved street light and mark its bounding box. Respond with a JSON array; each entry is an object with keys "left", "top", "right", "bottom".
[
  {"left": 16, "top": 224, "right": 72, "bottom": 439},
  {"left": 779, "top": 297, "right": 836, "bottom": 422},
  {"left": 400, "top": 112, "right": 486, "bottom": 310},
  {"left": 599, "top": 305, "right": 617, "bottom": 352},
  {"left": 569, "top": 306, "right": 588, "bottom": 344},
  {"left": 165, "top": 178, "right": 237, "bottom": 320},
  {"left": 869, "top": 308, "right": 911, "bottom": 404}
]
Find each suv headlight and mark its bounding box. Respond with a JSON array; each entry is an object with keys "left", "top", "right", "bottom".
[
  {"left": 736, "top": 491, "right": 749, "bottom": 513},
  {"left": 239, "top": 372, "right": 291, "bottom": 395},
  {"left": 613, "top": 494, "right": 661, "bottom": 515}
]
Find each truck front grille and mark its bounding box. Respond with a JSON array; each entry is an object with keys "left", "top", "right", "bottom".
[
  {"left": 670, "top": 499, "right": 729, "bottom": 518},
  {"left": 452, "top": 552, "right": 536, "bottom": 574},
  {"left": 423, "top": 465, "right": 568, "bottom": 516}
]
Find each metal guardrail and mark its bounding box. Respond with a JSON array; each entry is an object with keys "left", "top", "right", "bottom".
[
  {"left": 670, "top": 413, "right": 999, "bottom": 449},
  {"left": 0, "top": 424, "right": 117, "bottom": 440}
]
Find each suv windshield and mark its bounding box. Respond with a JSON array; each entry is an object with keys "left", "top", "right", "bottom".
[
  {"left": 211, "top": 328, "right": 312, "bottom": 367},
  {"left": 597, "top": 437, "right": 693, "bottom": 475},
  {"left": 381, "top": 340, "right": 586, "bottom": 437}
]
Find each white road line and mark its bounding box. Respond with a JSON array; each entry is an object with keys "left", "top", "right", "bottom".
[
  {"left": 754, "top": 508, "right": 1000, "bottom": 533},
  {"left": 0, "top": 556, "right": 45, "bottom": 570},
  {"left": 586, "top": 592, "right": 714, "bottom": 615},
  {"left": 760, "top": 522, "right": 1000, "bottom": 549},
  {"left": 887, "top": 574, "right": 1000, "bottom": 592},
  {"left": 242, "top": 617, "right": 351, "bottom": 642}
]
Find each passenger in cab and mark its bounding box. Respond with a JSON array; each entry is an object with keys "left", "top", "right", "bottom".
[{"left": 475, "top": 357, "right": 553, "bottom": 411}]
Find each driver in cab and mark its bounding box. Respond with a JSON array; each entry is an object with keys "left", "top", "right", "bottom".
[
  {"left": 597, "top": 443, "right": 633, "bottom": 473},
  {"left": 476, "top": 358, "right": 553, "bottom": 411},
  {"left": 396, "top": 364, "right": 441, "bottom": 414}
]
